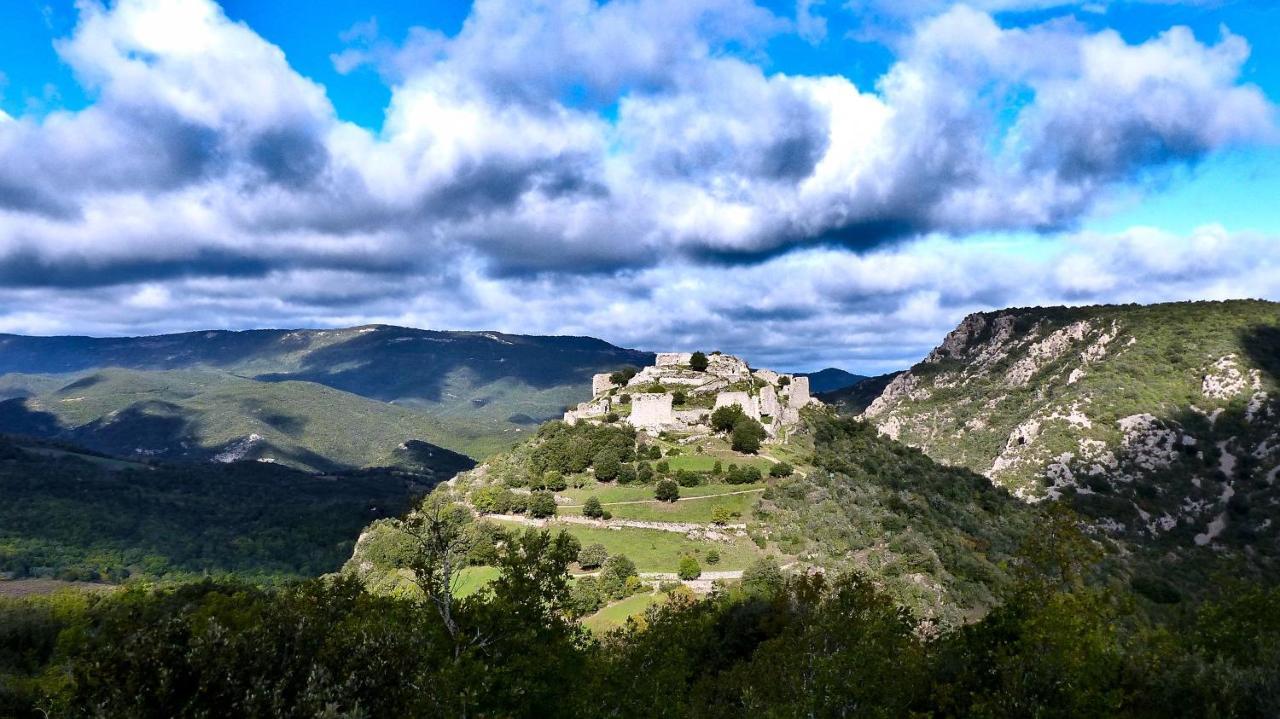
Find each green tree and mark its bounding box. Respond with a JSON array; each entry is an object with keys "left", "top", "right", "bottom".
[
  {"left": 637, "top": 462, "right": 654, "bottom": 483},
  {"left": 689, "top": 351, "right": 709, "bottom": 372},
  {"left": 528, "top": 491, "right": 557, "bottom": 518},
  {"left": 676, "top": 469, "right": 702, "bottom": 487},
  {"left": 600, "top": 554, "right": 639, "bottom": 599},
  {"left": 609, "top": 367, "right": 638, "bottom": 385},
  {"left": 706, "top": 548, "right": 721, "bottom": 565},
  {"left": 594, "top": 449, "right": 622, "bottom": 482},
  {"left": 540, "top": 470, "right": 568, "bottom": 492},
  {"left": 711, "top": 404, "right": 745, "bottom": 432},
  {"left": 731, "top": 417, "right": 766, "bottom": 454},
  {"left": 617, "top": 464, "right": 637, "bottom": 484},
  {"left": 677, "top": 555, "right": 701, "bottom": 580},
  {"left": 583, "top": 496, "right": 605, "bottom": 519},
  {"left": 742, "top": 556, "right": 786, "bottom": 595},
  {"left": 566, "top": 577, "right": 604, "bottom": 618},
  {"left": 578, "top": 543, "right": 608, "bottom": 569},
  {"left": 711, "top": 507, "right": 732, "bottom": 526},
  {"left": 655, "top": 479, "right": 679, "bottom": 502},
  {"left": 769, "top": 461, "right": 794, "bottom": 478}
]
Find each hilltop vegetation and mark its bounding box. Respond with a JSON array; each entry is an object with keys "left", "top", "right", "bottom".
[
  {"left": 0, "top": 326, "right": 654, "bottom": 465},
  {"left": 0, "top": 435, "right": 436, "bottom": 583}
]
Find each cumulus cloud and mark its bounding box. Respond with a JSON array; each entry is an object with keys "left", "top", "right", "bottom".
[{"left": 0, "top": 0, "right": 1275, "bottom": 367}]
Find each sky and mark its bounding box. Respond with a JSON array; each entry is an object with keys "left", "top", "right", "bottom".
[{"left": 0, "top": 0, "right": 1277, "bottom": 373}]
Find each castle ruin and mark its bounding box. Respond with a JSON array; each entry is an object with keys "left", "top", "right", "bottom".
[{"left": 563, "top": 352, "right": 820, "bottom": 438}]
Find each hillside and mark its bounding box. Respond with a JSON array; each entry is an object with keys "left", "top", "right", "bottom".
[
  {"left": 816, "top": 372, "right": 902, "bottom": 414},
  {"left": 799, "top": 368, "right": 867, "bottom": 393},
  {"left": 0, "top": 434, "right": 435, "bottom": 582},
  {"left": 0, "top": 326, "right": 654, "bottom": 463},
  {"left": 861, "top": 300, "right": 1280, "bottom": 593},
  {"left": 0, "top": 369, "right": 476, "bottom": 473}
]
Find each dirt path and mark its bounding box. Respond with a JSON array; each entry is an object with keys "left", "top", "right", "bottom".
[{"left": 559, "top": 487, "right": 765, "bottom": 508}]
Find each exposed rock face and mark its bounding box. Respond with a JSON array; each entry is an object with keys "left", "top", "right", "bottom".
[
  {"left": 857, "top": 300, "right": 1280, "bottom": 550},
  {"left": 786, "top": 376, "right": 812, "bottom": 408}
]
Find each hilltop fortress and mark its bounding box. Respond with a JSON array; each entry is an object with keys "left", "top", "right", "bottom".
[{"left": 564, "top": 351, "right": 820, "bottom": 438}]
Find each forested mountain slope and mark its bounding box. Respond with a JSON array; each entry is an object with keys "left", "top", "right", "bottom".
[{"left": 0, "top": 326, "right": 653, "bottom": 463}]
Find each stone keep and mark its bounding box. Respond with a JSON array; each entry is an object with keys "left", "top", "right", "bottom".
[
  {"left": 715, "top": 391, "right": 760, "bottom": 420},
  {"left": 787, "top": 376, "right": 811, "bottom": 409},
  {"left": 655, "top": 352, "right": 693, "bottom": 367},
  {"left": 758, "top": 384, "right": 779, "bottom": 417},
  {"left": 629, "top": 393, "right": 674, "bottom": 430},
  {"left": 592, "top": 373, "right": 617, "bottom": 397}
]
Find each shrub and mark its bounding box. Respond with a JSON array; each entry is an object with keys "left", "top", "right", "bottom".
[
  {"left": 672, "top": 390, "right": 687, "bottom": 405},
  {"left": 583, "top": 496, "right": 605, "bottom": 518},
  {"left": 637, "top": 463, "right": 654, "bottom": 483},
  {"left": 655, "top": 479, "right": 680, "bottom": 502},
  {"left": 594, "top": 449, "right": 622, "bottom": 482},
  {"left": 712, "top": 460, "right": 723, "bottom": 475},
  {"left": 676, "top": 470, "right": 702, "bottom": 487},
  {"left": 742, "top": 556, "right": 785, "bottom": 594},
  {"left": 605, "top": 412, "right": 619, "bottom": 423},
  {"left": 705, "top": 548, "right": 721, "bottom": 565},
  {"left": 619, "top": 394, "right": 632, "bottom": 404},
  {"left": 578, "top": 543, "right": 608, "bottom": 569},
  {"left": 655, "top": 460, "right": 670, "bottom": 474},
  {"left": 609, "top": 367, "right": 638, "bottom": 385},
  {"left": 600, "top": 554, "right": 639, "bottom": 599},
  {"left": 689, "top": 351, "right": 709, "bottom": 372},
  {"left": 647, "top": 445, "right": 663, "bottom": 460},
  {"left": 677, "top": 555, "right": 701, "bottom": 580},
  {"left": 617, "top": 464, "right": 637, "bottom": 485},
  {"left": 506, "top": 494, "right": 529, "bottom": 514},
  {"left": 528, "top": 491, "right": 557, "bottom": 518},
  {"left": 731, "top": 418, "right": 766, "bottom": 454},
  {"left": 726, "top": 464, "right": 763, "bottom": 485},
  {"left": 567, "top": 577, "right": 604, "bottom": 618},
  {"left": 539, "top": 471, "right": 567, "bottom": 492},
  {"left": 711, "top": 507, "right": 732, "bottom": 526},
  {"left": 778, "top": 376, "right": 790, "bottom": 386},
  {"left": 471, "top": 485, "right": 512, "bottom": 514},
  {"left": 769, "top": 462, "right": 794, "bottom": 478},
  {"left": 711, "top": 405, "right": 745, "bottom": 433}
]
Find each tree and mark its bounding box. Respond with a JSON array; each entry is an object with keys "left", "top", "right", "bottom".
[
  {"left": 637, "top": 462, "right": 654, "bottom": 483},
  {"left": 769, "top": 462, "right": 794, "bottom": 478},
  {"left": 706, "top": 548, "right": 721, "bottom": 565},
  {"left": 540, "top": 471, "right": 567, "bottom": 491},
  {"left": 655, "top": 479, "right": 679, "bottom": 502},
  {"left": 578, "top": 543, "right": 608, "bottom": 569},
  {"left": 711, "top": 405, "right": 745, "bottom": 432},
  {"left": 676, "top": 469, "right": 702, "bottom": 487},
  {"left": 617, "top": 464, "right": 637, "bottom": 484},
  {"left": 672, "top": 389, "right": 687, "bottom": 405},
  {"left": 689, "top": 351, "right": 709, "bottom": 371},
  {"left": 594, "top": 449, "right": 621, "bottom": 482},
  {"left": 713, "top": 460, "right": 723, "bottom": 475},
  {"left": 742, "top": 556, "right": 786, "bottom": 595},
  {"left": 778, "top": 375, "right": 791, "bottom": 386},
  {"left": 609, "top": 367, "right": 638, "bottom": 385},
  {"left": 711, "top": 507, "right": 733, "bottom": 526},
  {"left": 528, "top": 491, "right": 557, "bottom": 518},
  {"left": 566, "top": 577, "right": 604, "bottom": 618},
  {"left": 402, "top": 497, "right": 474, "bottom": 637},
  {"left": 472, "top": 485, "right": 512, "bottom": 514},
  {"left": 583, "top": 496, "right": 605, "bottom": 519},
  {"left": 731, "top": 417, "right": 766, "bottom": 454},
  {"left": 600, "top": 554, "right": 639, "bottom": 599},
  {"left": 677, "top": 555, "right": 701, "bottom": 580}
]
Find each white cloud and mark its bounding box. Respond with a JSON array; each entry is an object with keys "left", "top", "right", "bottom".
[{"left": 0, "top": 0, "right": 1274, "bottom": 367}]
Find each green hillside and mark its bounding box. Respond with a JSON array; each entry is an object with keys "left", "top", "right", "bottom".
[
  {"left": 0, "top": 326, "right": 654, "bottom": 462},
  {"left": 0, "top": 435, "right": 433, "bottom": 583},
  {"left": 0, "top": 368, "right": 478, "bottom": 472}
]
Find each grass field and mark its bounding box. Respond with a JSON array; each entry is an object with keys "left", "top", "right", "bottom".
[
  {"left": 665, "top": 454, "right": 774, "bottom": 473},
  {"left": 454, "top": 566, "right": 501, "bottom": 597},
  {"left": 583, "top": 591, "right": 666, "bottom": 633},
  {"left": 560, "top": 489, "right": 763, "bottom": 523},
  {"left": 559, "top": 482, "right": 764, "bottom": 505},
  {"left": 489, "top": 521, "right": 761, "bottom": 572}
]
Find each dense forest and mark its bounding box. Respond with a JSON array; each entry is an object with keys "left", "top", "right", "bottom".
[
  {"left": 0, "top": 435, "right": 430, "bottom": 582},
  {"left": 2, "top": 512, "right": 1277, "bottom": 717}
]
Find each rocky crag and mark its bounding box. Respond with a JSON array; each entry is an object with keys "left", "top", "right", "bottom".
[{"left": 860, "top": 300, "right": 1280, "bottom": 576}]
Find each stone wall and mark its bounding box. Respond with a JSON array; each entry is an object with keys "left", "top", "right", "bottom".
[
  {"left": 707, "top": 354, "right": 750, "bottom": 380},
  {"left": 758, "top": 384, "right": 779, "bottom": 417},
  {"left": 787, "top": 376, "right": 811, "bottom": 409},
  {"left": 715, "top": 391, "right": 760, "bottom": 420},
  {"left": 655, "top": 352, "right": 693, "bottom": 367},
  {"left": 754, "top": 369, "right": 781, "bottom": 385},
  {"left": 629, "top": 393, "right": 675, "bottom": 430},
  {"left": 564, "top": 397, "right": 610, "bottom": 425},
  {"left": 592, "top": 373, "right": 617, "bottom": 397}
]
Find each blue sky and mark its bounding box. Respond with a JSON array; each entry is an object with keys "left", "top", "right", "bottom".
[{"left": 0, "top": 0, "right": 1277, "bottom": 372}]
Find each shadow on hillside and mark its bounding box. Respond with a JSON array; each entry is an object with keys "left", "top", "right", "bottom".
[
  {"left": 1241, "top": 324, "right": 1280, "bottom": 385},
  {"left": 255, "top": 328, "right": 654, "bottom": 402}
]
